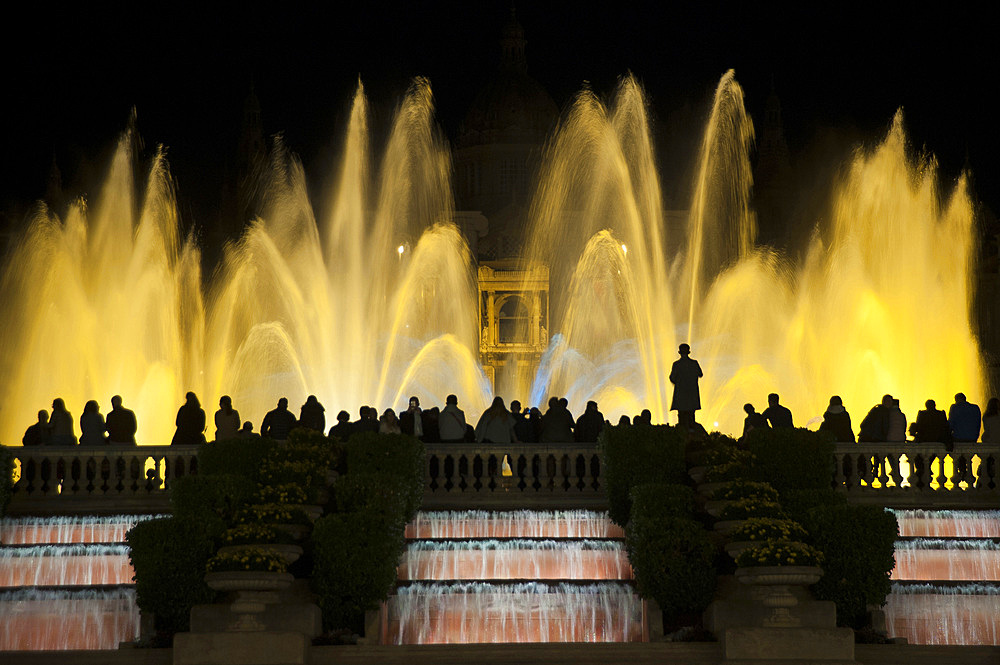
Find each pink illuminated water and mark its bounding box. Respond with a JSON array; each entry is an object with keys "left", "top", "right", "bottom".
[
  {"left": 405, "top": 510, "right": 623, "bottom": 539},
  {"left": 0, "top": 515, "right": 158, "bottom": 544},
  {"left": 894, "top": 510, "right": 1000, "bottom": 538},
  {"left": 0, "top": 589, "right": 140, "bottom": 651},
  {"left": 398, "top": 540, "right": 632, "bottom": 581},
  {"left": 386, "top": 582, "right": 644, "bottom": 644},
  {"left": 883, "top": 584, "right": 999, "bottom": 646},
  {"left": 891, "top": 540, "right": 1000, "bottom": 581}
]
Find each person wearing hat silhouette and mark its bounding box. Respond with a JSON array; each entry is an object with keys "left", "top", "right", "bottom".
[{"left": 669, "top": 343, "right": 703, "bottom": 430}]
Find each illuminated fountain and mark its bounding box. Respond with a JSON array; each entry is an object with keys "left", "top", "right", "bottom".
[
  {"left": 390, "top": 510, "right": 643, "bottom": 644},
  {"left": 0, "top": 69, "right": 985, "bottom": 442},
  {"left": 0, "top": 515, "right": 150, "bottom": 650},
  {"left": 885, "top": 510, "right": 1000, "bottom": 645}
]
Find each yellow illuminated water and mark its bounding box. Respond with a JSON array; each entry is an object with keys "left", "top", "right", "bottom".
[{"left": 0, "top": 73, "right": 983, "bottom": 443}]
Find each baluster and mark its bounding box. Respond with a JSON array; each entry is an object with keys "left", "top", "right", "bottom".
[
  {"left": 889, "top": 452, "right": 903, "bottom": 488},
  {"left": 487, "top": 454, "right": 498, "bottom": 491},
  {"left": 545, "top": 454, "right": 557, "bottom": 490},
  {"left": 23, "top": 454, "right": 37, "bottom": 495},
  {"left": 40, "top": 458, "right": 52, "bottom": 495},
  {"left": 516, "top": 454, "right": 527, "bottom": 492},
  {"left": 472, "top": 454, "right": 483, "bottom": 491},
  {"left": 955, "top": 453, "right": 969, "bottom": 490},
  {"left": 128, "top": 456, "right": 141, "bottom": 493},
  {"left": 69, "top": 457, "right": 82, "bottom": 494},
  {"left": 560, "top": 454, "right": 571, "bottom": 491},
  {"left": 575, "top": 453, "right": 586, "bottom": 491},
  {"left": 531, "top": 454, "right": 542, "bottom": 491},
  {"left": 833, "top": 450, "right": 847, "bottom": 490},
  {"left": 589, "top": 454, "right": 601, "bottom": 492},
  {"left": 428, "top": 453, "right": 440, "bottom": 492},
  {"left": 855, "top": 454, "right": 869, "bottom": 489},
  {"left": 911, "top": 453, "right": 926, "bottom": 490},
  {"left": 458, "top": 454, "right": 469, "bottom": 491},
  {"left": 986, "top": 452, "right": 997, "bottom": 491}
]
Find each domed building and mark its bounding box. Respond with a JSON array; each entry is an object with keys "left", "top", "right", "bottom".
[
  {"left": 453, "top": 10, "right": 558, "bottom": 396},
  {"left": 453, "top": 9, "right": 559, "bottom": 260}
]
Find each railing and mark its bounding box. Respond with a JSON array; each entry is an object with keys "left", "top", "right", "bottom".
[
  {"left": 833, "top": 442, "right": 999, "bottom": 508},
  {"left": 4, "top": 441, "right": 999, "bottom": 514},
  {"left": 422, "top": 443, "right": 605, "bottom": 509},
  {"left": 5, "top": 445, "right": 200, "bottom": 515}
]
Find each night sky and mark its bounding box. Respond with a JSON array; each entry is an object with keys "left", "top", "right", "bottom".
[{"left": 2, "top": 2, "right": 995, "bottom": 240}]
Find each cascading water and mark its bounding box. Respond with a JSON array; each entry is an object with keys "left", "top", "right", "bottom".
[
  {"left": 0, "top": 515, "right": 149, "bottom": 650},
  {"left": 0, "top": 71, "right": 984, "bottom": 441},
  {"left": 885, "top": 510, "right": 1000, "bottom": 645},
  {"left": 391, "top": 510, "right": 644, "bottom": 644}
]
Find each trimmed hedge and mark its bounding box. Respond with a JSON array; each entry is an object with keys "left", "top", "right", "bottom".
[
  {"left": 126, "top": 517, "right": 217, "bottom": 634},
  {"left": 196, "top": 437, "right": 276, "bottom": 480},
  {"left": 801, "top": 503, "right": 898, "bottom": 628},
  {"left": 0, "top": 446, "right": 14, "bottom": 516},
  {"left": 600, "top": 424, "right": 688, "bottom": 526},
  {"left": 312, "top": 507, "right": 405, "bottom": 632},
  {"left": 744, "top": 427, "right": 835, "bottom": 493},
  {"left": 343, "top": 432, "right": 425, "bottom": 521},
  {"left": 629, "top": 483, "right": 696, "bottom": 518},
  {"left": 170, "top": 474, "right": 256, "bottom": 536}
]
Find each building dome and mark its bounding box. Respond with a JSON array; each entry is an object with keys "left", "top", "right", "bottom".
[{"left": 457, "top": 11, "right": 558, "bottom": 148}]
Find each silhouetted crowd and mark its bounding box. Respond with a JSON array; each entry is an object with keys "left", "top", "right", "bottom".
[
  {"left": 20, "top": 388, "right": 1000, "bottom": 449},
  {"left": 740, "top": 392, "right": 1000, "bottom": 448},
  {"left": 19, "top": 392, "right": 612, "bottom": 446}
]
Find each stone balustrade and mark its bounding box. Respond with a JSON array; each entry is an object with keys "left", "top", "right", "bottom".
[
  {"left": 422, "top": 443, "right": 606, "bottom": 509},
  {"left": 833, "top": 442, "right": 999, "bottom": 508},
  {"left": 6, "top": 445, "right": 200, "bottom": 515},
  {"left": 4, "top": 440, "right": 999, "bottom": 514}
]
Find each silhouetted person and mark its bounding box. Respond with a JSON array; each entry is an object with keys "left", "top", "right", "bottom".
[
  {"left": 22, "top": 410, "right": 50, "bottom": 446},
  {"left": 669, "top": 343, "right": 702, "bottom": 429},
  {"left": 261, "top": 398, "right": 297, "bottom": 441},
  {"left": 379, "top": 408, "right": 402, "bottom": 434},
  {"left": 949, "top": 393, "right": 981, "bottom": 443},
  {"left": 540, "top": 396, "right": 574, "bottom": 442},
  {"left": 299, "top": 395, "right": 326, "bottom": 432},
  {"left": 439, "top": 395, "right": 467, "bottom": 443},
  {"left": 355, "top": 406, "right": 379, "bottom": 433},
  {"left": 982, "top": 398, "right": 1000, "bottom": 444},
  {"left": 617, "top": 415, "right": 632, "bottom": 427},
  {"left": 172, "top": 392, "right": 206, "bottom": 445},
  {"left": 237, "top": 421, "right": 259, "bottom": 440},
  {"left": 909, "top": 399, "right": 951, "bottom": 444},
  {"left": 819, "top": 396, "right": 853, "bottom": 442},
  {"left": 106, "top": 396, "right": 137, "bottom": 445},
  {"left": 79, "top": 400, "right": 107, "bottom": 446},
  {"left": 400, "top": 396, "right": 424, "bottom": 440},
  {"left": 742, "top": 403, "right": 770, "bottom": 441},
  {"left": 859, "top": 395, "right": 894, "bottom": 442},
  {"left": 887, "top": 399, "right": 907, "bottom": 442},
  {"left": 635, "top": 409, "right": 653, "bottom": 427},
  {"left": 475, "top": 396, "right": 518, "bottom": 443},
  {"left": 762, "top": 393, "right": 793, "bottom": 429},
  {"left": 575, "top": 401, "right": 605, "bottom": 442},
  {"left": 329, "top": 410, "right": 353, "bottom": 441},
  {"left": 214, "top": 395, "right": 241, "bottom": 442},
  {"left": 49, "top": 398, "right": 77, "bottom": 446},
  {"left": 521, "top": 407, "right": 542, "bottom": 443}
]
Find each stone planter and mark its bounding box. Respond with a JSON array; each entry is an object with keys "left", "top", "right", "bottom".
[
  {"left": 735, "top": 565, "right": 823, "bottom": 627},
  {"left": 205, "top": 571, "right": 294, "bottom": 632},
  {"left": 724, "top": 539, "right": 754, "bottom": 560},
  {"left": 705, "top": 500, "right": 731, "bottom": 517},
  {"left": 290, "top": 504, "right": 324, "bottom": 521},
  {"left": 275, "top": 523, "right": 311, "bottom": 541},
  {"left": 217, "top": 543, "right": 303, "bottom": 565},
  {"left": 713, "top": 519, "right": 744, "bottom": 535},
  {"left": 697, "top": 480, "right": 730, "bottom": 497}
]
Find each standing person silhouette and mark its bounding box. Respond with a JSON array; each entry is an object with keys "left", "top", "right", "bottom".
[{"left": 669, "top": 343, "right": 703, "bottom": 430}]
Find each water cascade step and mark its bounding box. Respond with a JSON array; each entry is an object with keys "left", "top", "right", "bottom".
[
  {"left": 884, "top": 510, "right": 1000, "bottom": 645},
  {"left": 386, "top": 510, "right": 646, "bottom": 644},
  {"left": 0, "top": 514, "right": 157, "bottom": 650}
]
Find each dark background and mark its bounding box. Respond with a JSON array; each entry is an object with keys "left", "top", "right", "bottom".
[{"left": 2, "top": 2, "right": 994, "bottom": 244}]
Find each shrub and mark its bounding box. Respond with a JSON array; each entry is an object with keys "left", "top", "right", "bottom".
[
  {"left": 170, "top": 474, "right": 256, "bottom": 536},
  {"left": 311, "top": 508, "right": 404, "bottom": 631},
  {"left": 0, "top": 447, "right": 14, "bottom": 516},
  {"left": 629, "top": 483, "right": 696, "bottom": 519},
  {"left": 626, "top": 513, "right": 717, "bottom": 621},
  {"left": 206, "top": 547, "right": 288, "bottom": 573},
  {"left": 729, "top": 517, "right": 808, "bottom": 544},
  {"left": 800, "top": 504, "right": 898, "bottom": 628},
  {"left": 744, "top": 427, "right": 835, "bottom": 493},
  {"left": 256, "top": 483, "right": 309, "bottom": 505},
  {"left": 780, "top": 488, "right": 847, "bottom": 523},
  {"left": 703, "top": 447, "right": 755, "bottom": 483},
  {"left": 197, "top": 437, "right": 276, "bottom": 480},
  {"left": 234, "top": 502, "right": 312, "bottom": 526},
  {"left": 126, "top": 517, "right": 216, "bottom": 634},
  {"left": 220, "top": 523, "right": 296, "bottom": 546},
  {"left": 718, "top": 498, "right": 785, "bottom": 521},
  {"left": 343, "top": 432, "right": 425, "bottom": 521},
  {"left": 735, "top": 540, "right": 824, "bottom": 568},
  {"left": 600, "top": 424, "right": 688, "bottom": 526},
  {"left": 710, "top": 480, "right": 779, "bottom": 503}
]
